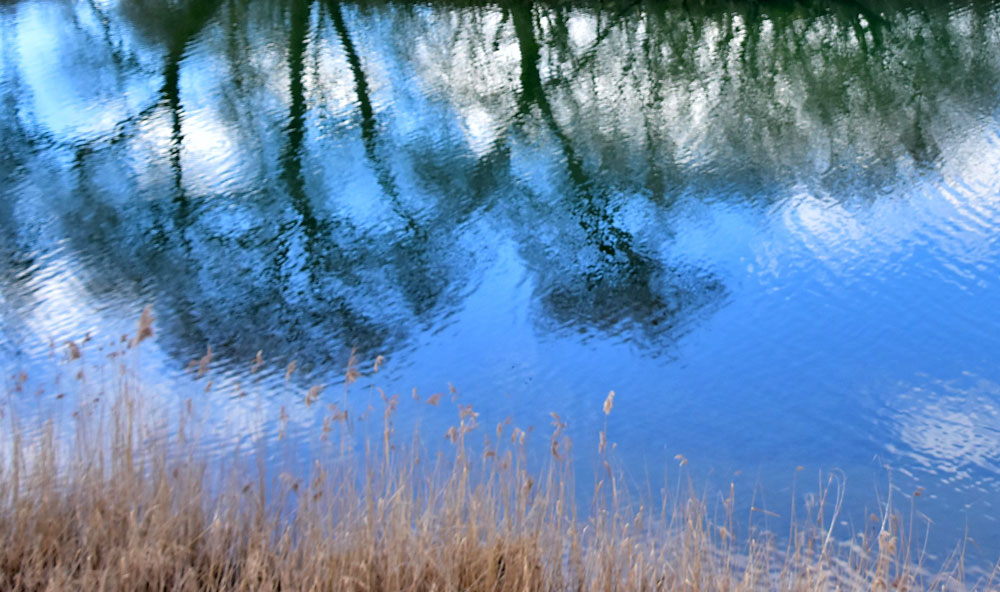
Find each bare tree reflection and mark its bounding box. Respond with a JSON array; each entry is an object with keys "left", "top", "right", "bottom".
[
  {"left": 506, "top": 0, "right": 724, "bottom": 340},
  {"left": 2, "top": 0, "right": 999, "bottom": 368}
]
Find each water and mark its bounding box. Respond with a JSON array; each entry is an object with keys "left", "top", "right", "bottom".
[{"left": 2, "top": 0, "right": 1000, "bottom": 568}]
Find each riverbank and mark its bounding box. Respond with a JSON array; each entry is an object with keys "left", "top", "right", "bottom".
[{"left": 0, "top": 331, "right": 993, "bottom": 591}]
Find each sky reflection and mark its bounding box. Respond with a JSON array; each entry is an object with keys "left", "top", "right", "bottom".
[{"left": 2, "top": 0, "right": 1000, "bottom": 566}]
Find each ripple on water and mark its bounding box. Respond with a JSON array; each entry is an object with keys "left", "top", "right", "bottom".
[
  {"left": 882, "top": 375, "right": 1000, "bottom": 481},
  {"left": 4, "top": 0, "right": 1000, "bottom": 569}
]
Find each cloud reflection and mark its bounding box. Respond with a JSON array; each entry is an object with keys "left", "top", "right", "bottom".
[{"left": 886, "top": 376, "right": 1000, "bottom": 476}]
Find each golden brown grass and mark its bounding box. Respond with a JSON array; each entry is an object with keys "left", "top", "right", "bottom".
[{"left": 1, "top": 322, "right": 997, "bottom": 591}]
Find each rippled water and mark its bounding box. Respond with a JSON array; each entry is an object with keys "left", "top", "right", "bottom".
[{"left": 3, "top": 0, "right": 1000, "bottom": 566}]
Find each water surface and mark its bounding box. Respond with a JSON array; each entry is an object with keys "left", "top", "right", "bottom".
[{"left": 3, "top": 0, "right": 1000, "bottom": 567}]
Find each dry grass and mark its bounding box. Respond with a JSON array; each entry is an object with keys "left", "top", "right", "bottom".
[{"left": 0, "top": 324, "right": 997, "bottom": 591}]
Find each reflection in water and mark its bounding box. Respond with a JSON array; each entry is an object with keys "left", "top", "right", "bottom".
[
  {"left": 4, "top": 0, "right": 999, "bottom": 364},
  {"left": 505, "top": 1, "right": 724, "bottom": 338},
  {"left": 887, "top": 376, "right": 1000, "bottom": 477},
  {"left": 3, "top": 0, "right": 1000, "bottom": 564}
]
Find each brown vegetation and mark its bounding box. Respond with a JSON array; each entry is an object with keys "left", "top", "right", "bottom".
[{"left": 0, "top": 323, "right": 995, "bottom": 591}]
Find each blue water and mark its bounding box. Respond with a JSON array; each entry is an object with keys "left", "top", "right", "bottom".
[{"left": 2, "top": 0, "right": 1000, "bottom": 569}]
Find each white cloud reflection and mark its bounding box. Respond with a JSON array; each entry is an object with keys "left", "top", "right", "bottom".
[{"left": 886, "top": 376, "right": 1000, "bottom": 476}]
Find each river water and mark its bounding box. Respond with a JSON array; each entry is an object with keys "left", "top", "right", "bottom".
[{"left": 2, "top": 0, "right": 1000, "bottom": 568}]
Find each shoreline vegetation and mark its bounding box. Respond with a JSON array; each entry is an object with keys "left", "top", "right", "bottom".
[{"left": 1, "top": 313, "right": 997, "bottom": 591}]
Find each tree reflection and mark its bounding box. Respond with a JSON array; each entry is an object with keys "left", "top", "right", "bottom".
[
  {"left": 506, "top": 0, "right": 724, "bottom": 339},
  {"left": 2, "top": 0, "right": 999, "bottom": 367}
]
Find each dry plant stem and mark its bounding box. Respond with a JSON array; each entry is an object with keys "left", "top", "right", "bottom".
[{"left": 1, "top": 326, "right": 996, "bottom": 591}]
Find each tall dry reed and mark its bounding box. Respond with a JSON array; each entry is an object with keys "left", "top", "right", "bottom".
[{"left": 0, "top": 316, "right": 995, "bottom": 591}]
